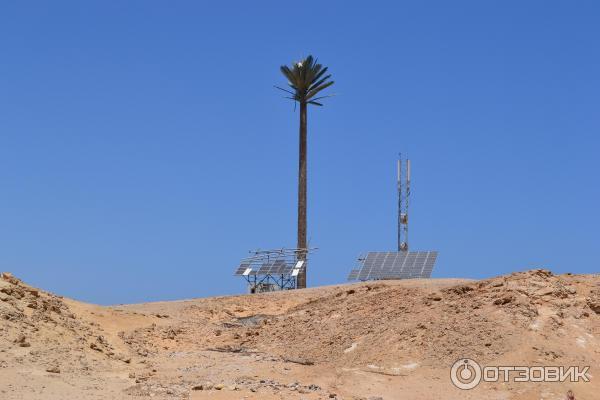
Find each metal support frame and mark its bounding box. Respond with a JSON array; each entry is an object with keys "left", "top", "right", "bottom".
[{"left": 235, "top": 247, "right": 317, "bottom": 293}]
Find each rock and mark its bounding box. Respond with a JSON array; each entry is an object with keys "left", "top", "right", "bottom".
[
  {"left": 535, "top": 287, "right": 555, "bottom": 296},
  {"left": 192, "top": 382, "right": 214, "bottom": 390},
  {"left": 46, "top": 366, "right": 60, "bottom": 374},
  {"left": 90, "top": 343, "right": 102, "bottom": 352},
  {"left": 586, "top": 292, "right": 600, "bottom": 314},
  {"left": 14, "top": 334, "right": 30, "bottom": 347},
  {"left": 447, "top": 285, "right": 474, "bottom": 295},
  {"left": 493, "top": 295, "right": 513, "bottom": 305},
  {"left": 533, "top": 269, "right": 553, "bottom": 277},
  {"left": 427, "top": 293, "right": 442, "bottom": 301},
  {"left": 1, "top": 273, "right": 20, "bottom": 285},
  {"left": 283, "top": 357, "right": 315, "bottom": 365},
  {"left": 214, "top": 383, "right": 225, "bottom": 390}
]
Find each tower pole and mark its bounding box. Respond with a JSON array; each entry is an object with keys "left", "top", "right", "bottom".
[
  {"left": 405, "top": 159, "right": 411, "bottom": 251},
  {"left": 397, "top": 156, "right": 402, "bottom": 252}
]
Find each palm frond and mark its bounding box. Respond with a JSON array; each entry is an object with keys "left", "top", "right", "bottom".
[
  {"left": 309, "top": 74, "right": 331, "bottom": 91},
  {"left": 307, "top": 94, "right": 334, "bottom": 102},
  {"left": 306, "top": 81, "right": 334, "bottom": 100},
  {"left": 274, "top": 85, "right": 295, "bottom": 95},
  {"left": 278, "top": 54, "right": 334, "bottom": 106},
  {"left": 310, "top": 67, "right": 328, "bottom": 85}
]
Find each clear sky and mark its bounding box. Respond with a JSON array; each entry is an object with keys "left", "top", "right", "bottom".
[{"left": 1, "top": 1, "right": 598, "bottom": 304}]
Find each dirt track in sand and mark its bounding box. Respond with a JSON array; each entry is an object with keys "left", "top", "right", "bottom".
[{"left": 1, "top": 270, "right": 599, "bottom": 399}]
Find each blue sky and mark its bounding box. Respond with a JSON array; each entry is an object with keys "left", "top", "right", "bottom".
[{"left": 1, "top": 1, "right": 598, "bottom": 304}]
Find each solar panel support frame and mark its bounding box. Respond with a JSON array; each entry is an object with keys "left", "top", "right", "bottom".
[{"left": 234, "top": 247, "right": 317, "bottom": 293}]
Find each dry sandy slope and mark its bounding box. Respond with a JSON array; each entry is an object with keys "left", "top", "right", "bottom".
[{"left": 1, "top": 270, "right": 599, "bottom": 399}]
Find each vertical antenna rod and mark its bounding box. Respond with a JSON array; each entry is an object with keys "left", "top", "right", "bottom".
[
  {"left": 397, "top": 156, "right": 402, "bottom": 251},
  {"left": 405, "top": 158, "right": 410, "bottom": 251}
]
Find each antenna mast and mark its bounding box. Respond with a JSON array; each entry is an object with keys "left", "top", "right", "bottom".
[{"left": 397, "top": 155, "right": 410, "bottom": 252}]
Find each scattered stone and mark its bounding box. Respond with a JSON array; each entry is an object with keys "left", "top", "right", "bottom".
[
  {"left": 447, "top": 285, "right": 474, "bottom": 295},
  {"left": 1, "top": 272, "right": 20, "bottom": 285},
  {"left": 586, "top": 290, "right": 600, "bottom": 314},
  {"left": 192, "top": 382, "right": 213, "bottom": 391},
  {"left": 427, "top": 293, "right": 442, "bottom": 301},
  {"left": 493, "top": 295, "right": 513, "bottom": 305},
  {"left": 283, "top": 357, "right": 315, "bottom": 365},
  {"left": 536, "top": 287, "right": 555, "bottom": 296},
  {"left": 14, "top": 334, "right": 30, "bottom": 348},
  {"left": 46, "top": 365, "right": 60, "bottom": 374},
  {"left": 90, "top": 343, "right": 102, "bottom": 352}
]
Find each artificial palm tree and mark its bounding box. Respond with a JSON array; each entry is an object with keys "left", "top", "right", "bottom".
[{"left": 276, "top": 55, "right": 334, "bottom": 289}]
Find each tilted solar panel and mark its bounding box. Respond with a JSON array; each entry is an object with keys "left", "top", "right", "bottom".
[
  {"left": 234, "top": 263, "right": 251, "bottom": 276},
  {"left": 347, "top": 269, "right": 360, "bottom": 280},
  {"left": 349, "top": 251, "right": 438, "bottom": 281}
]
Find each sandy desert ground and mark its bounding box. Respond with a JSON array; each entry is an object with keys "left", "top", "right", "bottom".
[{"left": 1, "top": 270, "right": 599, "bottom": 399}]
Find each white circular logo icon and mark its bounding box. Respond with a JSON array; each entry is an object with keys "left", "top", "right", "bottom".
[{"left": 450, "top": 358, "right": 482, "bottom": 390}]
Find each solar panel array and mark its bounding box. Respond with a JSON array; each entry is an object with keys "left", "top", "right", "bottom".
[
  {"left": 257, "top": 260, "right": 289, "bottom": 275},
  {"left": 347, "top": 251, "right": 437, "bottom": 281},
  {"left": 234, "top": 263, "right": 253, "bottom": 276},
  {"left": 234, "top": 255, "right": 305, "bottom": 277}
]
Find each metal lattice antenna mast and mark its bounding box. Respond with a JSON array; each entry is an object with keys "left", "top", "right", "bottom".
[
  {"left": 397, "top": 156, "right": 402, "bottom": 251},
  {"left": 397, "top": 155, "right": 410, "bottom": 252},
  {"left": 405, "top": 158, "right": 411, "bottom": 251}
]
